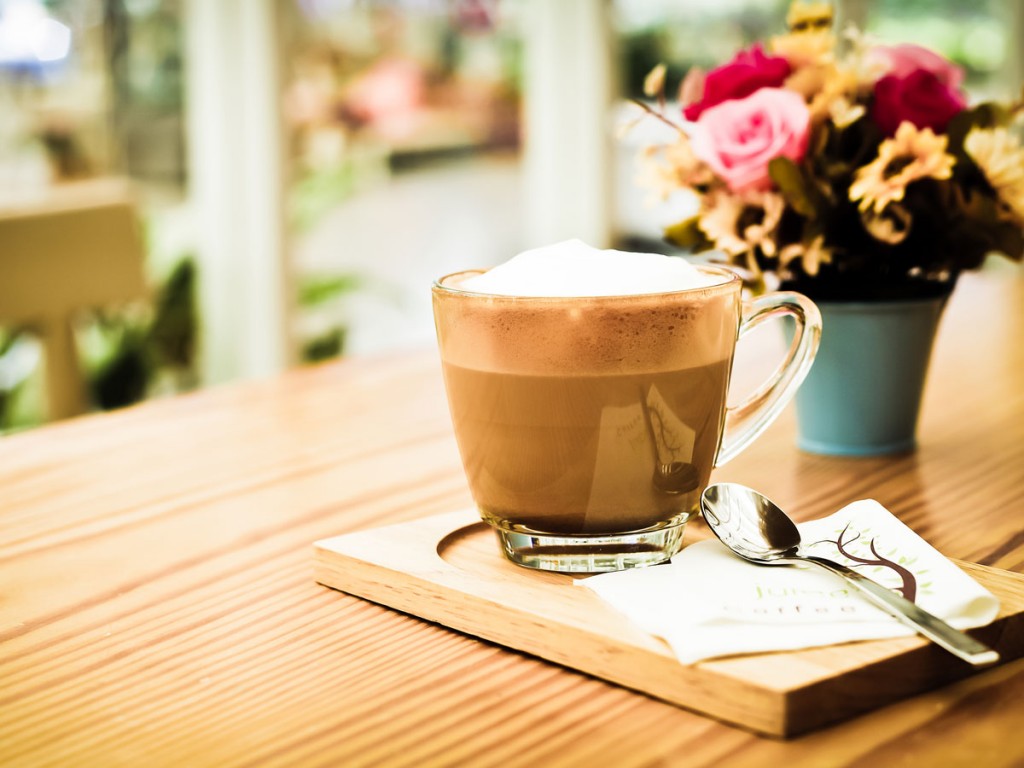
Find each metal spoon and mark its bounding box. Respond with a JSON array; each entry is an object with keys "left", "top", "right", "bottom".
[{"left": 700, "top": 482, "right": 999, "bottom": 667}]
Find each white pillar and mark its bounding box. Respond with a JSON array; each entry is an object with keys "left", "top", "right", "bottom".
[
  {"left": 522, "top": 0, "right": 615, "bottom": 248},
  {"left": 184, "top": 0, "right": 294, "bottom": 384}
]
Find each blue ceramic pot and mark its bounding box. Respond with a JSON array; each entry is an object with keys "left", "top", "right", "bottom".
[{"left": 793, "top": 295, "right": 949, "bottom": 456}]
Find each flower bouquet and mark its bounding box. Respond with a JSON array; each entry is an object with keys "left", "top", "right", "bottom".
[{"left": 635, "top": 1, "right": 1024, "bottom": 301}]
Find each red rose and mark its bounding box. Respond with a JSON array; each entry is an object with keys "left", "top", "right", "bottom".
[
  {"left": 683, "top": 45, "right": 791, "bottom": 121},
  {"left": 871, "top": 70, "right": 967, "bottom": 137}
]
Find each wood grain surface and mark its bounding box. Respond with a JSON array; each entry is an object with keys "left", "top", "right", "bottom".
[
  {"left": 314, "top": 512, "right": 1024, "bottom": 737},
  {"left": 2, "top": 266, "right": 1023, "bottom": 766}
]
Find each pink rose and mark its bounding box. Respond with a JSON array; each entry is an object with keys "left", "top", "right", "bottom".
[
  {"left": 870, "top": 43, "right": 964, "bottom": 89},
  {"left": 690, "top": 87, "right": 811, "bottom": 193},
  {"left": 872, "top": 70, "right": 967, "bottom": 137},
  {"left": 683, "top": 45, "right": 791, "bottom": 121}
]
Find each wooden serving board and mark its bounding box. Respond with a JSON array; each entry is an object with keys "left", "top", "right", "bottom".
[{"left": 313, "top": 510, "right": 1024, "bottom": 738}]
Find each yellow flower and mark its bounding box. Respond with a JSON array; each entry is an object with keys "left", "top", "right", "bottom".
[
  {"left": 964, "top": 127, "right": 1024, "bottom": 222},
  {"left": 698, "top": 190, "right": 784, "bottom": 258},
  {"left": 786, "top": 1, "right": 833, "bottom": 33},
  {"left": 772, "top": 0, "right": 836, "bottom": 71},
  {"left": 849, "top": 123, "right": 956, "bottom": 214},
  {"left": 780, "top": 235, "right": 833, "bottom": 276},
  {"left": 771, "top": 30, "right": 835, "bottom": 68}
]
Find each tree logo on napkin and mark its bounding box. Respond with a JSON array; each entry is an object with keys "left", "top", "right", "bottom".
[
  {"left": 580, "top": 500, "right": 998, "bottom": 664},
  {"left": 811, "top": 523, "right": 927, "bottom": 602}
]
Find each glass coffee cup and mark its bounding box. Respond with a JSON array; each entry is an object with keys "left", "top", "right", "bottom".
[{"left": 432, "top": 264, "right": 820, "bottom": 572}]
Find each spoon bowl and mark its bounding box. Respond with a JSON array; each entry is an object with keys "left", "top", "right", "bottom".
[
  {"left": 700, "top": 482, "right": 999, "bottom": 667},
  {"left": 700, "top": 482, "right": 800, "bottom": 561}
]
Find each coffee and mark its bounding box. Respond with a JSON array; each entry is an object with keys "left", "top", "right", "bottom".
[
  {"left": 435, "top": 251, "right": 738, "bottom": 537},
  {"left": 442, "top": 359, "right": 732, "bottom": 534},
  {"left": 433, "top": 241, "right": 820, "bottom": 571}
]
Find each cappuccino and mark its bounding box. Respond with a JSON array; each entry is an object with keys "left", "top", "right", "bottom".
[
  {"left": 433, "top": 241, "right": 821, "bottom": 571},
  {"left": 435, "top": 243, "right": 737, "bottom": 540}
]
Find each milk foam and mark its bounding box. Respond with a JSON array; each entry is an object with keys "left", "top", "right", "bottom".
[{"left": 461, "top": 239, "right": 723, "bottom": 297}]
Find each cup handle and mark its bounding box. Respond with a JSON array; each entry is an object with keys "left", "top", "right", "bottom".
[{"left": 715, "top": 292, "right": 822, "bottom": 466}]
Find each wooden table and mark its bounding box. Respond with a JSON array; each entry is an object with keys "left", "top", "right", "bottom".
[{"left": 3, "top": 267, "right": 1023, "bottom": 766}]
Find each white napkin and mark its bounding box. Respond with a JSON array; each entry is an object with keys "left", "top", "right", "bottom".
[{"left": 578, "top": 500, "right": 999, "bottom": 664}]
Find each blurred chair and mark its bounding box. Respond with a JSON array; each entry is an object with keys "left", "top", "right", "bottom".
[{"left": 0, "top": 179, "right": 148, "bottom": 421}]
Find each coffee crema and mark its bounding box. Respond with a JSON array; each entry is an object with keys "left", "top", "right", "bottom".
[
  {"left": 460, "top": 239, "right": 723, "bottom": 297},
  {"left": 436, "top": 271, "right": 738, "bottom": 377}
]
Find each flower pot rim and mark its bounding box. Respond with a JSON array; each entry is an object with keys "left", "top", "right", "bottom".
[{"left": 809, "top": 295, "right": 950, "bottom": 312}]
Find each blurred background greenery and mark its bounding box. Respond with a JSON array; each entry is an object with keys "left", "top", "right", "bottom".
[{"left": 0, "top": 0, "right": 1020, "bottom": 432}]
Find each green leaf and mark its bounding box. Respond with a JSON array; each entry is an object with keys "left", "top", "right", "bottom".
[
  {"left": 962, "top": 189, "right": 999, "bottom": 223},
  {"left": 954, "top": 191, "right": 1023, "bottom": 261},
  {"left": 988, "top": 222, "right": 1024, "bottom": 261},
  {"left": 302, "top": 327, "right": 347, "bottom": 362},
  {"left": 947, "top": 103, "right": 1010, "bottom": 154},
  {"left": 822, "top": 161, "right": 851, "bottom": 180},
  {"left": 663, "top": 216, "right": 707, "bottom": 250},
  {"left": 768, "top": 157, "right": 818, "bottom": 218},
  {"left": 147, "top": 258, "right": 196, "bottom": 369},
  {"left": 299, "top": 274, "right": 364, "bottom": 307},
  {"left": 290, "top": 165, "right": 357, "bottom": 232},
  {"left": 997, "top": 224, "right": 1024, "bottom": 257}
]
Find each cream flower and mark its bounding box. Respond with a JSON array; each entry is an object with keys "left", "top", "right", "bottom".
[
  {"left": 643, "top": 64, "right": 667, "bottom": 98},
  {"left": 678, "top": 67, "right": 706, "bottom": 112},
  {"left": 861, "top": 204, "right": 912, "bottom": 244},
  {"left": 780, "top": 234, "right": 833, "bottom": 276},
  {"left": 698, "top": 190, "right": 785, "bottom": 257},
  {"left": 841, "top": 25, "right": 900, "bottom": 97},
  {"left": 849, "top": 123, "right": 956, "bottom": 214},
  {"left": 828, "top": 96, "right": 865, "bottom": 128},
  {"left": 964, "top": 127, "right": 1024, "bottom": 222},
  {"left": 784, "top": 61, "right": 860, "bottom": 122},
  {"left": 640, "top": 135, "right": 714, "bottom": 198}
]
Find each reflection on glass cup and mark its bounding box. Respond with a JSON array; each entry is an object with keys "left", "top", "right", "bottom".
[{"left": 432, "top": 265, "right": 821, "bottom": 573}]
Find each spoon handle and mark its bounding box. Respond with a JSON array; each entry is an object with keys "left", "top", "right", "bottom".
[{"left": 801, "top": 555, "right": 999, "bottom": 667}]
